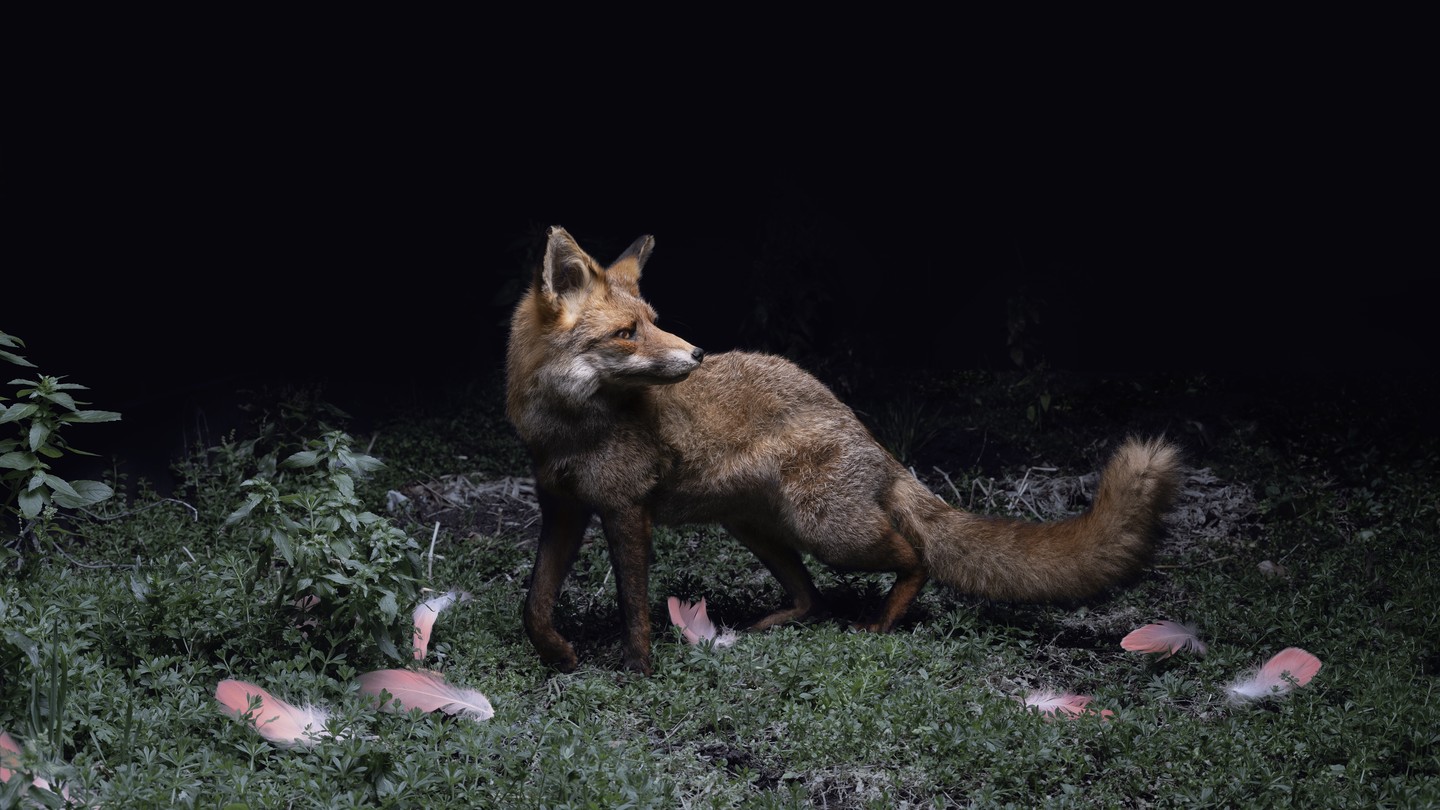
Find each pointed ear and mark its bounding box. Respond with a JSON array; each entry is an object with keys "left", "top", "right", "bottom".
[
  {"left": 539, "top": 226, "right": 605, "bottom": 319},
  {"left": 606, "top": 234, "right": 654, "bottom": 294}
]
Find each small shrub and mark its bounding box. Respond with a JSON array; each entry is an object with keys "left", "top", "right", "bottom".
[
  {"left": 0, "top": 332, "right": 121, "bottom": 555},
  {"left": 225, "top": 430, "right": 423, "bottom": 661}
]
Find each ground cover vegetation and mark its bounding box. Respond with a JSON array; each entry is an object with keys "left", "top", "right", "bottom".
[{"left": 1, "top": 328, "right": 1437, "bottom": 808}]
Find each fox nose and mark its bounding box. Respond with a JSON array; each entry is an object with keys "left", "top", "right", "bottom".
[{"left": 691, "top": 347, "right": 705, "bottom": 363}]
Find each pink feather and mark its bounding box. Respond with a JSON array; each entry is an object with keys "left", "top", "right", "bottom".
[
  {"left": 667, "top": 596, "right": 718, "bottom": 644},
  {"left": 0, "top": 728, "right": 64, "bottom": 799},
  {"left": 214, "top": 679, "right": 333, "bottom": 747},
  {"left": 1227, "top": 647, "right": 1322, "bottom": 702},
  {"left": 0, "top": 728, "right": 21, "bottom": 786},
  {"left": 1020, "top": 691, "right": 1114, "bottom": 721},
  {"left": 357, "top": 669, "right": 494, "bottom": 721},
  {"left": 1121, "top": 621, "right": 1207, "bottom": 658},
  {"left": 412, "top": 590, "right": 472, "bottom": 660}
]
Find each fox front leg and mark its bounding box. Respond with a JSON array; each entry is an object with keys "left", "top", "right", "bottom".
[
  {"left": 524, "top": 488, "right": 592, "bottom": 673},
  {"left": 600, "top": 507, "right": 656, "bottom": 675}
]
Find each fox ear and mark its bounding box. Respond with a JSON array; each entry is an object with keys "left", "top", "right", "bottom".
[
  {"left": 606, "top": 234, "right": 654, "bottom": 294},
  {"left": 540, "top": 226, "right": 605, "bottom": 318}
]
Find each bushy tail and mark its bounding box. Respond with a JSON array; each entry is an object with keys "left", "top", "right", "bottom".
[{"left": 893, "top": 437, "right": 1181, "bottom": 602}]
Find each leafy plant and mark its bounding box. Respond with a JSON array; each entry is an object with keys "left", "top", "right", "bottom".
[
  {"left": 225, "top": 430, "right": 423, "bottom": 661},
  {"left": 867, "top": 395, "right": 944, "bottom": 466},
  {"left": 0, "top": 332, "right": 121, "bottom": 549}
]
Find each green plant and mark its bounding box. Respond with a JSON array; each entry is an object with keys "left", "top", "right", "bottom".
[
  {"left": 225, "top": 430, "right": 423, "bottom": 661},
  {"left": 0, "top": 331, "right": 121, "bottom": 549},
  {"left": 867, "top": 395, "right": 944, "bottom": 466}
]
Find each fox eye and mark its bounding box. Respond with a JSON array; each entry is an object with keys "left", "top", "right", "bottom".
[{"left": 614, "top": 326, "right": 636, "bottom": 340}]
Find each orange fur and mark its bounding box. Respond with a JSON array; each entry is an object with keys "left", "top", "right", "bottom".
[{"left": 507, "top": 226, "right": 1182, "bottom": 675}]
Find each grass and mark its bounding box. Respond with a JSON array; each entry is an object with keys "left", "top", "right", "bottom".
[{"left": 2, "top": 368, "right": 1437, "bottom": 808}]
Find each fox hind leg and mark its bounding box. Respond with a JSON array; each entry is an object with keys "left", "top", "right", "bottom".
[
  {"left": 724, "top": 523, "right": 828, "bottom": 631},
  {"left": 851, "top": 529, "right": 928, "bottom": 633}
]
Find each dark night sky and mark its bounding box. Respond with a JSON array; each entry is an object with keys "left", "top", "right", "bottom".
[{"left": 7, "top": 40, "right": 1428, "bottom": 478}]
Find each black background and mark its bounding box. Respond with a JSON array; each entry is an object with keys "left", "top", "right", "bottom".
[{"left": 6, "top": 29, "right": 1429, "bottom": 483}]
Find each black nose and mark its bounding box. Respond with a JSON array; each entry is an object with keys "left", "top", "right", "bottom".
[{"left": 692, "top": 347, "right": 705, "bottom": 362}]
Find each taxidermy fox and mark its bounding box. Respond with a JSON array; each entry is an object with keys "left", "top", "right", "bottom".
[{"left": 506, "top": 226, "right": 1181, "bottom": 675}]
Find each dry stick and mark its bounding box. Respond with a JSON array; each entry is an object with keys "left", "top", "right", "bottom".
[
  {"left": 81, "top": 498, "right": 199, "bottom": 522},
  {"left": 46, "top": 540, "right": 130, "bottom": 570},
  {"left": 1009, "top": 466, "right": 1058, "bottom": 521},
  {"left": 401, "top": 466, "right": 451, "bottom": 502},
  {"left": 1152, "top": 555, "right": 1234, "bottom": 570},
  {"left": 933, "top": 467, "right": 965, "bottom": 504},
  {"left": 971, "top": 477, "right": 994, "bottom": 510},
  {"left": 427, "top": 521, "right": 440, "bottom": 579}
]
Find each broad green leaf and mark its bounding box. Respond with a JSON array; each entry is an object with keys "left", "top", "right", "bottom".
[
  {"left": 272, "top": 531, "right": 295, "bottom": 566},
  {"left": 282, "top": 450, "right": 321, "bottom": 468},
  {"left": 378, "top": 590, "right": 398, "bottom": 621},
  {"left": 225, "top": 493, "right": 266, "bottom": 525},
  {"left": 43, "top": 473, "right": 81, "bottom": 500},
  {"left": 61, "top": 409, "right": 122, "bottom": 424},
  {"left": 3, "top": 629, "right": 40, "bottom": 666},
  {"left": 52, "top": 479, "right": 113, "bottom": 508},
  {"left": 0, "top": 451, "right": 36, "bottom": 470},
  {"left": 49, "top": 382, "right": 89, "bottom": 391},
  {"left": 0, "top": 402, "right": 37, "bottom": 423},
  {"left": 36, "top": 445, "right": 64, "bottom": 459},
  {"left": 334, "top": 472, "right": 355, "bottom": 500},
  {"left": 0, "top": 332, "right": 25, "bottom": 348},
  {"left": 18, "top": 488, "right": 45, "bottom": 518},
  {"left": 0, "top": 350, "right": 32, "bottom": 366},
  {"left": 43, "top": 391, "right": 78, "bottom": 411},
  {"left": 7, "top": 378, "right": 39, "bottom": 387},
  {"left": 374, "top": 628, "right": 401, "bottom": 662},
  {"left": 323, "top": 573, "right": 353, "bottom": 585},
  {"left": 28, "top": 421, "right": 51, "bottom": 452}
]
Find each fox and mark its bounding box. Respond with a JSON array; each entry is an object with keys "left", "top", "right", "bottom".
[{"left": 505, "top": 225, "right": 1182, "bottom": 675}]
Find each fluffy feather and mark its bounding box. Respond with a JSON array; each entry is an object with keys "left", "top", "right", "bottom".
[
  {"left": 0, "top": 728, "right": 63, "bottom": 798},
  {"left": 357, "top": 669, "right": 494, "bottom": 721},
  {"left": 1227, "top": 647, "right": 1322, "bottom": 702},
  {"left": 667, "top": 596, "right": 716, "bottom": 644},
  {"left": 1020, "top": 691, "right": 1114, "bottom": 721},
  {"left": 214, "top": 679, "right": 333, "bottom": 747},
  {"left": 1121, "top": 621, "right": 1207, "bottom": 658},
  {"left": 412, "top": 589, "right": 472, "bottom": 660},
  {"left": 0, "top": 728, "right": 21, "bottom": 785},
  {"left": 667, "top": 596, "right": 739, "bottom": 648}
]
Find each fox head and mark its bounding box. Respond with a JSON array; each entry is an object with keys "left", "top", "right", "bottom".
[{"left": 507, "top": 226, "right": 705, "bottom": 410}]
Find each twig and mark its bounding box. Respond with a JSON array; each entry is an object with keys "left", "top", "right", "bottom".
[
  {"left": 933, "top": 467, "right": 964, "bottom": 504},
  {"left": 46, "top": 540, "right": 130, "bottom": 570},
  {"left": 1153, "top": 555, "right": 1234, "bottom": 569},
  {"left": 427, "top": 521, "right": 440, "bottom": 579},
  {"left": 82, "top": 498, "right": 199, "bottom": 522}
]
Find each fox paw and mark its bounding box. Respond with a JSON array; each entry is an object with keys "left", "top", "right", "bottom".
[{"left": 538, "top": 645, "right": 579, "bottom": 673}]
